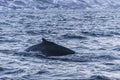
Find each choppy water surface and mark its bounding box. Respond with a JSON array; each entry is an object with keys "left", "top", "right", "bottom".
[{"left": 0, "top": 10, "right": 120, "bottom": 80}]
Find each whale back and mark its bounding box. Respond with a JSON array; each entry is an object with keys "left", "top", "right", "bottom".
[{"left": 26, "top": 38, "right": 75, "bottom": 56}]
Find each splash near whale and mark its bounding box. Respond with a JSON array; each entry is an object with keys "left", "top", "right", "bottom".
[{"left": 25, "top": 38, "right": 75, "bottom": 56}]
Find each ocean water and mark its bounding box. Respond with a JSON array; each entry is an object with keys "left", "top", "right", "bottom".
[{"left": 0, "top": 9, "right": 120, "bottom": 80}]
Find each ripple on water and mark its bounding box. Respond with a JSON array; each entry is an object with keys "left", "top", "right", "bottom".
[
  {"left": 36, "top": 70, "right": 49, "bottom": 74},
  {"left": 62, "top": 33, "right": 87, "bottom": 40},
  {"left": 0, "top": 67, "right": 25, "bottom": 77},
  {"left": 4, "top": 69, "right": 24, "bottom": 75},
  {"left": 81, "top": 31, "right": 113, "bottom": 37},
  {"left": 0, "top": 67, "right": 7, "bottom": 72}
]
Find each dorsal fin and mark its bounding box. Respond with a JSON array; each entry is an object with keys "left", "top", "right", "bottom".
[{"left": 42, "top": 38, "right": 48, "bottom": 43}]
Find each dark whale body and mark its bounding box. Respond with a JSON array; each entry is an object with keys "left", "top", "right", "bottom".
[{"left": 25, "top": 38, "right": 75, "bottom": 56}]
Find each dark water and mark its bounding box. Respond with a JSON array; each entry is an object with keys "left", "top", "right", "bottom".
[{"left": 0, "top": 10, "right": 120, "bottom": 80}]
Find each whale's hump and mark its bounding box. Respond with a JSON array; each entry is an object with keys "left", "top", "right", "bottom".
[{"left": 25, "top": 38, "right": 75, "bottom": 56}]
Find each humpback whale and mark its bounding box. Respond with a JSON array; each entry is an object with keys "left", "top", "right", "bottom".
[{"left": 25, "top": 38, "right": 75, "bottom": 56}]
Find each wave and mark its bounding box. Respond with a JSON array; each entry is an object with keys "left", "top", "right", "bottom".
[
  {"left": 62, "top": 33, "right": 87, "bottom": 39},
  {"left": 0, "top": 50, "right": 118, "bottom": 62},
  {"left": 81, "top": 31, "right": 113, "bottom": 37}
]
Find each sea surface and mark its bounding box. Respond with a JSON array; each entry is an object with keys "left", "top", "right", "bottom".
[{"left": 0, "top": 9, "right": 120, "bottom": 80}]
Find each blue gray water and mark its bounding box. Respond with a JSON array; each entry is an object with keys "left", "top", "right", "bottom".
[{"left": 0, "top": 10, "right": 120, "bottom": 80}]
